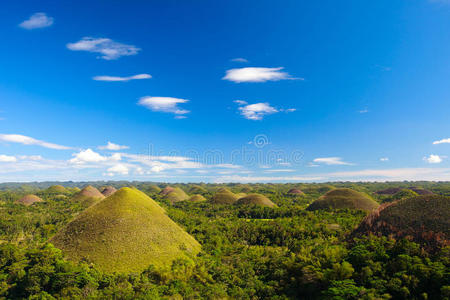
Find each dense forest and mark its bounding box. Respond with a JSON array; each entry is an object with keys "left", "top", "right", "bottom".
[{"left": 0, "top": 181, "right": 449, "bottom": 299}]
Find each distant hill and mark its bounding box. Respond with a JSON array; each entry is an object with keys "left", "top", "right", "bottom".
[
  {"left": 50, "top": 187, "right": 201, "bottom": 273},
  {"left": 46, "top": 185, "right": 68, "bottom": 194},
  {"left": 101, "top": 186, "right": 117, "bottom": 197},
  {"left": 16, "top": 194, "right": 43, "bottom": 206},
  {"left": 211, "top": 188, "right": 240, "bottom": 204},
  {"left": 73, "top": 185, "right": 105, "bottom": 207},
  {"left": 188, "top": 194, "right": 206, "bottom": 202},
  {"left": 307, "top": 188, "right": 379, "bottom": 212},
  {"left": 352, "top": 195, "right": 450, "bottom": 252},
  {"left": 236, "top": 193, "right": 277, "bottom": 208},
  {"left": 162, "top": 187, "right": 189, "bottom": 203},
  {"left": 375, "top": 187, "right": 403, "bottom": 195},
  {"left": 188, "top": 185, "right": 207, "bottom": 195},
  {"left": 287, "top": 188, "right": 304, "bottom": 195},
  {"left": 408, "top": 187, "right": 433, "bottom": 195}
]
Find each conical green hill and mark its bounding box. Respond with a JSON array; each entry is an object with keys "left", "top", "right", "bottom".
[
  {"left": 50, "top": 187, "right": 201, "bottom": 273},
  {"left": 236, "top": 193, "right": 277, "bottom": 208},
  {"left": 164, "top": 187, "right": 189, "bottom": 203},
  {"left": 211, "top": 188, "right": 239, "bottom": 204},
  {"left": 73, "top": 185, "right": 105, "bottom": 207},
  {"left": 101, "top": 186, "right": 117, "bottom": 197},
  {"left": 307, "top": 188, "right": 379, "bottom": 212},
  {"left": 46, "top": 185, "right": 68, "bottom": 194},
  {"left": 353, "top": 195, "right": 450, "bottom": 252},
  {"left": 16, "top": 194, "right": 43, "bottom": 206},
  {"left": 188, "top": 194, "right": 206, "bottom": 202}
]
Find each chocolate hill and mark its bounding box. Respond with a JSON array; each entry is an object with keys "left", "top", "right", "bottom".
[{"left": 352, "top": 195, "right": 450, "bottom": 252}]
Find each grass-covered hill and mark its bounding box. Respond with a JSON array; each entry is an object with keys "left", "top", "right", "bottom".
[
  {"left": 307, "top": 188, "right": 379, "bottom": 212},
  {"left": 188, "top": 185, "right": 208, "bottom": 195},
  {"left": 15, "top": 194, "right": 43, "bottom": 206},
  {"left": 162, "top": 187, "right": 189, "bottom": 203},
  {"left": 211, "top": 187, "right": 240, "bottom": 204},
  {"left": 72, "top": 185, "right": 105, "bottom": 207},
  {"left": 188, "top": 194, "right": 206, "bottom": 202},
  {"left": 101, "top": 186, "right": 117, "bottom": 197},
  {"left": 353, "top": 195, "right": 450, "bottom": 252},
  {"left": 50, "top": 187, "right": 201, "bottom": 273},
  {"left": 287, "top": 188, "right": 304, "bottom": 195},
  {"left": 235, "top": 193, "right": 277, "bottom": 208},
  {"left": 46, "top": 185, "right": 68, "bottom": 194}
]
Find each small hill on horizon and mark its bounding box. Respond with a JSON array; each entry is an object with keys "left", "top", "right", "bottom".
[
  {"left": 211, "top": 188, "right": 240, "bottom": 204},
  {"left": 352, "top": 195, "right": 450, "bottom": 252},
  {"left": 73, "top": 185, "right": 105, "bottom": 207},
  {"left": 307, "top": 188, "right": 379, "bottom": 212},
  {"left": 287, "top": 188, "right": 304, "bottom": 195},
  {"left": 16, "top": 194, "right": 43, "bottom": 206},
  {"left": 236, "top": 193, "right": 277, "bottom": 208},
  {"left": 101, "top": 186, "right": 117, "bottom": 197},
  {"left": 46, "top": 185, "right": 68, "bottom": 194},
  {"left": 50, "top": 187, "right": 201, "bottom": 273}
]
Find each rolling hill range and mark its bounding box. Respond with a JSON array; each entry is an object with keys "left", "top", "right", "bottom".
[
  {"left": 50, "top": 187, "right": 201, "bottom": 273},
  {"left": 352, "top": 195, "right": 450, "bottom": 252},
  {"left": 307, "top": 188, "right": 379, "bottom": 212}
]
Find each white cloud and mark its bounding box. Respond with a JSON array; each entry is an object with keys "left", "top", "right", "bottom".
[
  {"left": 106, "top": 164, "right": 129, "bottom": 175},
  {"left": 69, "top": 149, "right": 120, "bottom": 165},
  {"left": 264, "top": 169, "right": 296, "bottom": 173},
  {"left": 138, "top": 97, "right": 189, "bottom": 115},
  {"left": 19, "top": 13, "right": 53, "bottom": 29},
  {"left": 359, "top": 109, "right": 369, "bottom": 114},
  {"left": 93, "top": 74, "right": 151, "bottom": 82},
  {"left": 423, "top": 154, "right": 443, "bottom": 164},
  {"left": 18, "top": 155, "right": 42, "bottom": 161},
  {"left": 238, "top": 102, "right": 278, "bottom": 120},
  {"left": 235, "top": 101, "right": 295, "bottom": 120},
  {"left": 0, "top": 134, "right": 71, "bottom": 150},
  {"left": 433, "top": 138, "right": 450, "bottom": 145},
  {"left": 231, "top": 58, "right": 248, "bottom": 63},
  {"left": 223, "top": 67, "right": 300, "bottom": 83},
  {"left": 313, "top": 157, "right": 353, "bottom": 165},
  {"left": 234, "top": 100, "right": 248, "bottom": 105},
  {"left": 380, "top": 157, "right": 389, "bottom": 162},
  {"left": 98, "top": 141, "right": 129, "bottom": 151},
  {"left": 0, "top": 155, "right": 17, "bottom": 162},
  {"left": 67, "top": 37, "right": 140, "bottom": 60}
]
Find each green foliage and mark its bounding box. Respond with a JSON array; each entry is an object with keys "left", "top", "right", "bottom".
[{"left": 0, "top": 182, "right": 449, "bottom": 299}]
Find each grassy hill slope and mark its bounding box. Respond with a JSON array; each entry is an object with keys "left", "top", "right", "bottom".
[
  {"left": 50, "top": 187, "right": 201, "bottom": 273},
  {"left": 307, "top": 188, "right": 379, "bottom": 212}
]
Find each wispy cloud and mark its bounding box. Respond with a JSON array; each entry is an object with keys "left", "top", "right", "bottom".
[
  {"left": 433, "top": 138, "right": 450, "bottom": 145},
  {"left": 313, "top": 157, "right": 353, "bottom": 166},
  {"left": 223, "top": 67, "right": 300, "bottom": 83},
  {"left": 0, "top": 134, "right": 71, "bottom": 150},
  {"left": 235, "top": 101, "right": 295, "bottom": 120},
  {"left": 98, "top": 142, "right": 129, "bottom": 151},
  {"left": 138, "top": 97, "right": 189, "bottom": 116},
  {"left": 359, "top": 109, "right": 369, "bottom": 114},
  {"left": 231, "top": 58, "right": 248, "bottom": 63},
  {"left": 93, "top": 74, "right": 151, "bottom": 82},
  {"left": 67, "top": 37, "right": 140, "bottom": 60},
  {"left": 380, "top": 157, "right": 389, "bottom": 162},
  {"left": 423, "top": 154, "right": 444, "bottom": 164},
  {"left": 19, "top": 13, "right": 53, "bottom": 29},
  {"left": 0, "top": 155, "right": 17, "bottom": 162}
]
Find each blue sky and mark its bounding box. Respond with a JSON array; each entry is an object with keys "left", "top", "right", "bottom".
[{"left": 1, "top": 0, "right": 450, "bottom": 182}]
